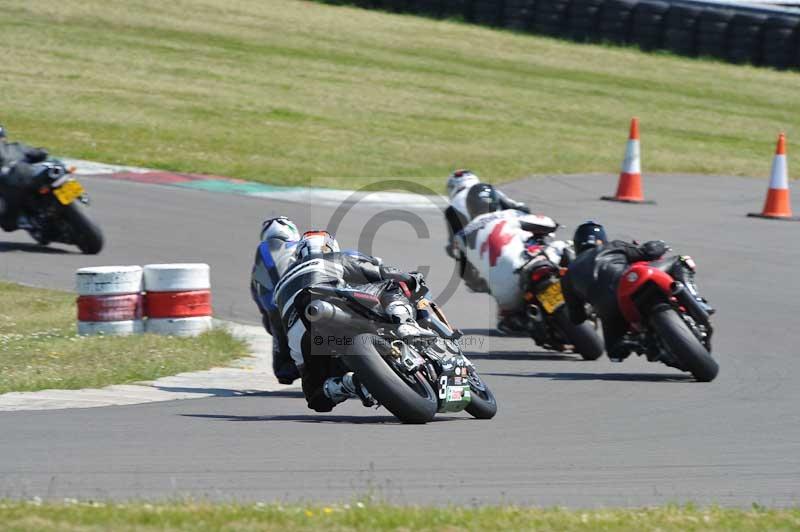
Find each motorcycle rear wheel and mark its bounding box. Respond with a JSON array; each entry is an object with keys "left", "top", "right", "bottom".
[
  {"left": 342, "top": 334, "right": 437, "bottom": 424},
  {"left": 62, "top": 203, "right": 104, "bottom": 255},
  {"left": 552, "top": 307, "right": 604, "bottom": 360},
  {"left": 649, "top": 307, "right": 719, "bottom": 382}
]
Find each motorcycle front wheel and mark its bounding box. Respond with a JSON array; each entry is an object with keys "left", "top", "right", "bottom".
[
  {"left": 649, "top": 307, "right": 719, "bottom": 382},
  {"left": 465, "top": 370, "right": 497, "bottom": 419},
  {"left": 342, "top": 334, "right": 437, "bottom": 424},
  {"left": 62, "top": 203, "right": 104, "bottom": 255}
]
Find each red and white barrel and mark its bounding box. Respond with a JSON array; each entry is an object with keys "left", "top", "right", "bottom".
[
  {"left": 76, "top": 266, "right": 144, "bottom": 335},
  {"left": 143, "top": 263, "right": 212, "bottom": 336}
]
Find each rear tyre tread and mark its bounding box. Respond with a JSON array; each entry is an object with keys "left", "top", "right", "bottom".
[{"left": 649, "top": 308, "right": 719, "bottom": 382}]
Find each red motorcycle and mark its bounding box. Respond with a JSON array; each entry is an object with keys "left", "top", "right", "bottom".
[{"left": 617, "top": 255, "right": 718, "bottom": 381}]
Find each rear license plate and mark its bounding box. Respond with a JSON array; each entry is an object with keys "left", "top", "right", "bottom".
[
  {"left": 53, "top": 180, "right": 84, "bottom": 205},
  {"left": 537, "top": 281, "right": 565, "bottom": 314}
]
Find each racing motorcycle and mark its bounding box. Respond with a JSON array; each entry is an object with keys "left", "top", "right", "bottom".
[
  {"left": 616, "top": 254, "right": 718, "bottom": 381},
  {"left": 516, "top": 220, "right": 604, "bottom": 360},
  {"left": 303, "top": 284, "right": 497, "bottom": 424},
  {"left": 11, "top": 161, "right": 103, "bottom": 254}
]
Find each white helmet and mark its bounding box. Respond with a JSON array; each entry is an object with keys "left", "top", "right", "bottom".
[
  {"left": 446, "top": 169, "right": 480, "bottom": 200},
  {"left": 295, "top": 230, "right": 340, "bottom": 259},
  {"left": 260, "top": 216, "right": 300, "bottom": 242}
]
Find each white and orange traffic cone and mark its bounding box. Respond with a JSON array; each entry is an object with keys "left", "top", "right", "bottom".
[
  {"left": 748, "top": 133, "right": 799, "bottom": 221},
  {"left": 602, "top": 117, "right": 654, "bottom": 204}
]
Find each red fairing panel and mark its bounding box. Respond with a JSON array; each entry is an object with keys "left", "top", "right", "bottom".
[{"left": 617, "top": 262, "right": 674, "bottom": 325}]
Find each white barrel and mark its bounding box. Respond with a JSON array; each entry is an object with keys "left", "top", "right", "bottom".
[
  {"left": 145, "top": 316, "right": 213, "bottom": 337},
  {"left": 78, "top": 320, "right": 144, "bottom": 336},
  {"left": 76, "top": 266, "right": 143, "bottom": 296},
  {"left": 143, "top": 263, "right": 210, "bottom": 292}
]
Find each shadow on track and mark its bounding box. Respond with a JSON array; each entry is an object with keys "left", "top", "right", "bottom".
[
  {"left": 460, "top": 328, "right": 524, "bottom": 338},
  {"left": 154, "top": 387, "right": 305, "bottom": 398},
  {"left": 465, "top": 350, "right": 581, "bottom": 362},
  {"left": 0, "top": 241, "right": 72, "bottom": 254},
  {"left": 486, "top": 371, "right": 693, "bottom": 382},
  {"left": 181, "top": 413, "right": 462, "bottom": 424}
]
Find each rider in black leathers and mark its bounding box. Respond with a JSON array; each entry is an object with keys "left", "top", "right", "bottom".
[
  {"left": 0, "top": 125, "right": 49, "bottom": 231},
  {"left": 561, "top": 221, "right": 668, "bottom": 360},
  {"left": 273, "top": 231, "right": 427, "bottom": 413}
]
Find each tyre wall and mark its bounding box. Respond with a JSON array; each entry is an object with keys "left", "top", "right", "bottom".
[{"left": 327, "top": 0, "right": 800, "bottom": 70}]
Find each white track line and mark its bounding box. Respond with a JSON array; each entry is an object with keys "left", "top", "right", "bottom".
[
  {"left": 62, "top": 158, "right": 446, "bottom": 209},
  {"left": 0, "top": 322, "right": 296, "bottom": 412}
]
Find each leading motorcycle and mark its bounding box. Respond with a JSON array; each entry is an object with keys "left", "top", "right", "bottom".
[
  {"left": 11, "top": 160, "right": 103, "bottom": 254},
  {"left": 616, "top": 254, "right": 718, "bottom": 381},
  {"left": 303, "top": 284, "right": 497, "bottom": 424}
]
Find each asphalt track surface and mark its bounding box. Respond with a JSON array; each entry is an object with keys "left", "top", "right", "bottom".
[{"left": 1, "top": 173, "right": 799, "bottom": 506}]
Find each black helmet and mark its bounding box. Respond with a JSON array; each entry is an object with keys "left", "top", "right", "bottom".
[
  {"left": 466, "top": 183, "right": 500, "bottom": 219},
  {"left": 0, "top": 125, "right": 6, "bottom": 139},
  {"left": 573, "top": 221, "right": 608, "bottom": 254}
]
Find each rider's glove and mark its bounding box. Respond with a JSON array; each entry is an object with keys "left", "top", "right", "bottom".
[{"left": 515, "top": 203, "right": 531, "bottom": 214}]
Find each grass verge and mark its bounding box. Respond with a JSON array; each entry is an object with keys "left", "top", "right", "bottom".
[
  {"left": 0, "top": 281, "right": 247, "bottom": 394},
  {"left": 0, "top": 0, "right": 797, "bottom": 190},
  {"left": 0, "top": 502, "right": 798, "bottom": 531}
]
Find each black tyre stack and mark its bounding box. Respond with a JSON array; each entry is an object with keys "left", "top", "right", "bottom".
[
  {"left": 695, "top": 9, "right": 733, "bottom": 59},
  {"left": 504, "top": 0, "right": 537, "bottom": 30},
  {"left": 342, "top": 0, "right": 800, "bottom": 71},
  {"left": 533, "top": 0, "right": 572, "bottom": 37},
  {"left": 471, "top": 0, "right": 505, "bottom": 25},
  {"left": 414, "top": 0, "right": 445, "bottom": 17},
  {"left": 726, "top": 13, "right": 766, "bottom": 64},
  {"left": 440, "top": 0, "right": 469, "bottom": 19},
  {"left": 663, "top": 5, "right": 701, "bottom": 56},
  {"left": 597, "top": 0, "right": 637, "bottom": 44},
  {"left": 383, "top": 0, "right": 408, "bottom": 13},
  {"left": 630, "top": 0, "right": 670, "bottom": 50},
  {"left": 566, "top": 0, "right": 604, "bottom": 42},
  {"left": 762, "top": 15, "right": 800, "bottom": 69}
]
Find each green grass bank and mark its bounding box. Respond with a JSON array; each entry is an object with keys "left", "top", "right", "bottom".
[
  {"left": 0, "top": 0, "right": 797, "bottom": 190},
  {"left": 0, "top": 502, "right": 798, "bottom": 531},
  {"left": 0, "top": 281, "right": 247, "bottom": 394}
]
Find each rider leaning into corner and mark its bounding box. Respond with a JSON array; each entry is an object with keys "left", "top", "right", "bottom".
[
  {"left": 444, "top": 169, "right": 529, "bottom": 258},
  {"left": 271, "top": 229, "right": 429, "bottom": 413},
  {"left": 250, "top": 216, "right": 303, "bottom": 385},
  {"left": 561, "top": 221, "right": 673, "bottom": 361},
  {"left": 447, "top": 171, "right": 572, "bottom": 335},
  {"left": 0, "top": 125, "right": 50, "bottom": 231}
]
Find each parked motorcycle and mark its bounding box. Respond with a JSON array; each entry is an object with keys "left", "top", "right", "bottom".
[
  {"left": 518, "top": 235, "right": 604, "bottom": 360},
  {"left": 616, "top": 254, "right": 718, "bottom": 381},
  {"left": 303, "top": 284, "right": 497, "bottom": 424},
  {"left": 12, "top": 161, "right": 103, "bottom": 254}
]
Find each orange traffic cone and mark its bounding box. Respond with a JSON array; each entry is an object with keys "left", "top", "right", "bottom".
[
  {"left": 602, "top": 117, "right": 655, "bottom": 204},
  {"left": 748, "top": 134, "right": 799, "bottom": 221}
]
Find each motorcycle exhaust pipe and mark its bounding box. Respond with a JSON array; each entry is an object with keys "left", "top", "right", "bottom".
[
  {"left": 47, "top": 166, "right": 66, "bottom": 180},
  {"left": 527, "top": 304, "right": 543, "bottom": 322},
  {"left": 305, "top": 299, "right": 354, "bottom": 325},
  {"left": 671, "top": 282, "right": 710, "bottom": 326}
]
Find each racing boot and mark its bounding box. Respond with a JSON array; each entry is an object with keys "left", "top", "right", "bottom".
[
  {"left": 323, "top": 372, "right": 377, "bottom": 407},
  {"left": 272, "top": 341, "right": 299, "bottom": 385},
  {"left": 496, "top": 312, "right": 530, "bottom": 337},
  {"left": 607, "top": 339, "right": 639, "bottom": 362}
]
